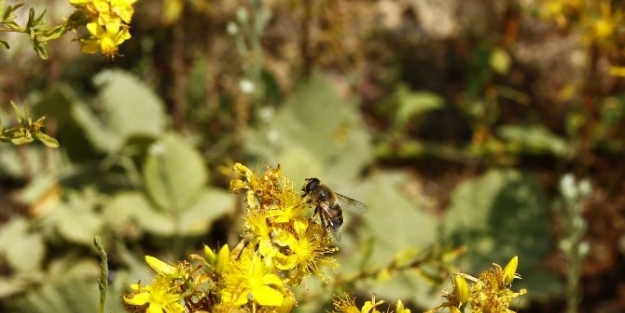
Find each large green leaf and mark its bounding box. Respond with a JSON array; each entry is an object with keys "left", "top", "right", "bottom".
[
  {"left": 106, "top": 191, "right": 176, "bottom": 236},
  {"left": 336, "top": 171, "right": 441, "bottom": 306},
  {"left": 143, "top": 133, "right": 208, "bottom": 212},
  {"left": 31, "top": 84, "right": 119, "bottom": 157},
  {"left": 94, "top": 70, "right": 166, "bottom": 140},
  {"left": 245, "top": 73, "right": 372, "bottom": 184},
  {"left": 9, "top": 278, "right": 125, "bottom": 313},
  {"left": 0, "top": 217, "right": 46, "bottom": 273},
  {"left": 444, "top": 169, "right": 558, "bottom": 298},
  {"left": 179, "top": 187, "right": 234, "bottom": 236}
]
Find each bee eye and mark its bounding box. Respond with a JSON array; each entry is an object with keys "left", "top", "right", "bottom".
[{"left": 303, "top": 178, "right": 320, "bottom": 193}]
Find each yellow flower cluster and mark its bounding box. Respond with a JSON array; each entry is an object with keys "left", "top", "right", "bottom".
[
  {"left": 122, "top": 163, "right": 527, "bottom": 313},
  {"left": 540, "top": 0, "right": 623, "bottom": 44},
  {"left": 425, "top": 256, "right": 527, "bottom": 313},
  {"left": 124, "top": 163, "right": 339, "bottom": 312},
  {"left": 69, "top": 0, "right": 136, "bottom": 58}
]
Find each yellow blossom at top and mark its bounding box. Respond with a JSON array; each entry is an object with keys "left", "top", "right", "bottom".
[{"left": 69, "top": 0, "right": 136, "bottom": 58}]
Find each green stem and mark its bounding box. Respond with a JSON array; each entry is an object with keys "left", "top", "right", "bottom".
[{"left": 94, "top": 236, "right": 109, "bottom": 313}]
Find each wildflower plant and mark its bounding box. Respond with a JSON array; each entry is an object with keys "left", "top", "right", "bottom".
[
  {"left": 67, "top": 0, "right": 136, "bottom": 58},
  {"left": 123, "top": 163, "right": 340, "bottom": 312},
  {"left": 0, "top": 101, "right": 58, "bottom": 148},
  {"left": 0, "top": 0, "right": 136, "bottom": 59},
  {"left": 425, "top": 256, "right": 527, "bottom": 313},
  {"left": 121, "top": 163, "right": 528, "bottom": 313}
]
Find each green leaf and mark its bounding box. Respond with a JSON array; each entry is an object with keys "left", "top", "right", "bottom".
[
  {"left": 0, "top": 276, "right": 30, "bottom": 298},
  {"left": 444, "top": 169, "right": 557, "bottom": 298},
  {"left": 10, "top": 101, "right": 23, "bottom": 124},
  {"left": 56, "top": 210, "right": 103, "bottom": 246},
  {"left": 105, "top": 191, "right": 176, "bottom": 236},
  {"left": 104, "top": 192, "right": 147, "bottom": 227},
  {"left": 336, "top": 171, "right": 441, "bottom": 306},
  {"left": 395, "top": 85, "right": 444, "bottom": 127},
  {"left": 94, "top": 70, "right": 166, "bottom": 141},
  {"left": 0, "top": 39, "right": 9, "bottom": 49},
  {"left": 490, "top": 47, "right": 511, "bottom": 75},
  {"left": 34, "top": 131, "right": 59, "bottom": 148},
  {"left": 0, "top": 0, "right": 6, "bottom": 18},
  {"left": 38, "top": 24, "right": 67, "bottom": 41},
  {"left": 9, "top": 279, "right": 126, "bottom": 313},
  {"left": 179, "top": 187, "right": 234, "bottom": 235},
  {"left": 143, "top": 133, "right": 208, "bottom": 212},
  {"left": 26, "top": 7, "right": 35, "bottom": 29},
  {"left": 5, "top": 233, "right": 46, "bottom": 272},
  {"left": 498, "top": 124, "right": 570, "bottom": 156},
  {"left": 33, "top": 8, "right": 46, "bottom": 27},
  {"left": 32, "top": 38, "right": 48, "bottom": 60},
  {"left": 245, "top": 72, "right": 372, "bottom": 183},
  {"left": 0, "top": 217, "right": 29, "bottom": 252}
]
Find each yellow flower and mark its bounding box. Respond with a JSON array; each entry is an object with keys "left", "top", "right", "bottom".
[
  {"left": 426, "top": 257, "right": 527, "bottom": 313},
  {"left": 274, "top": 223, "right": 338, "bottom": 284},
  {"left": 110, "top": 0, "right": 137, "bottom": 23},
  {"left": 584, "top": 1, "right": 622, "bottom": 43},
  {"left": 221, "top": 248, "right": 288, "bottom": 307},
  {"left": 81, "top": 19, "right": 131, "bottom": 57},
  {"left": 69, "top": 0, "right": 135, "bottom": 57},
  {"left": 124, "top": 275, "right": 185, "bottom": 313}
]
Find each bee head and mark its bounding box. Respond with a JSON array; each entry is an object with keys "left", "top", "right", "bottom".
[{"left": 303, "top": 177, "right": 321, "bottom": 193}]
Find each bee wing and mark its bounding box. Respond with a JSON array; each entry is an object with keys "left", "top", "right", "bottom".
[{"left": 335, "top": 193, "right": 369, "bottom": 213}]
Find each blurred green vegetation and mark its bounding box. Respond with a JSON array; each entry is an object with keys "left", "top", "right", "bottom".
[{"left": 1, "top": 0, "right": 625, "bottom": 312}]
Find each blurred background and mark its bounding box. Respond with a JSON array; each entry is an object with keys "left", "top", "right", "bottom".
[{"left": 0, "top": 0, "right": 624, "bottom": 312}]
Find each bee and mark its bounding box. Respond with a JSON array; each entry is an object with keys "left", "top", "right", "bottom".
[{"left": 301, "top": 177, "right": 368, "bottom": 240}]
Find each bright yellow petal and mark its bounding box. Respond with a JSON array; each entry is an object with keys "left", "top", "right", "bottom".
[
  {"left": 86, "top": 21, "right": 104, "bottom": 37},
  {"left": 145, "top": 255, "right": 177, "bottom": 276},
  {"left": 262, "top": 273, "right": 283, "bottom": 287},
  {"left": 147, "top": 303, "right": 165, "bottom": 313},
  {"left": 80, "top": 40, "right": 100, "bottom": 54},
  {"left": 252, "top": 286, "right": 284, "bottom": 306}
]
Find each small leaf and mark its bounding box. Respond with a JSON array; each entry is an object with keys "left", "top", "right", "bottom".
[
  {"left": 490, "top": 47, "right": 511, "bottom": 75},
  {"left": 34, "top": 132, "right": 59, "bottom": 148},
  {"left": 33, "top": 8, "right": 46, "bottom": 26},
  {"left": 25, "top": 7, "right": 35, "bottom": 29},
  {"left": 395, "top": 85, "right": 444, "bottom": 127},
  {"left": 32, "top": 39, "right": 48, "bottom": 60},
  {"left": 0, "top": 0, "right": 6, "bottom": 18},
  {"left": 9, "top": 130, "right": 33, "bottom": 145},
  {"left": 498, "top": 124, "right": 570, "bottom": 156},
  {"left": 0, "top": 39, "right": 8, "bottom": 49},
  {"left": 10, "top": 101, "right": 23, "bottom": 124},
  {"left": 38, "top": 24, "right": 66, "bottom": 41}
]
